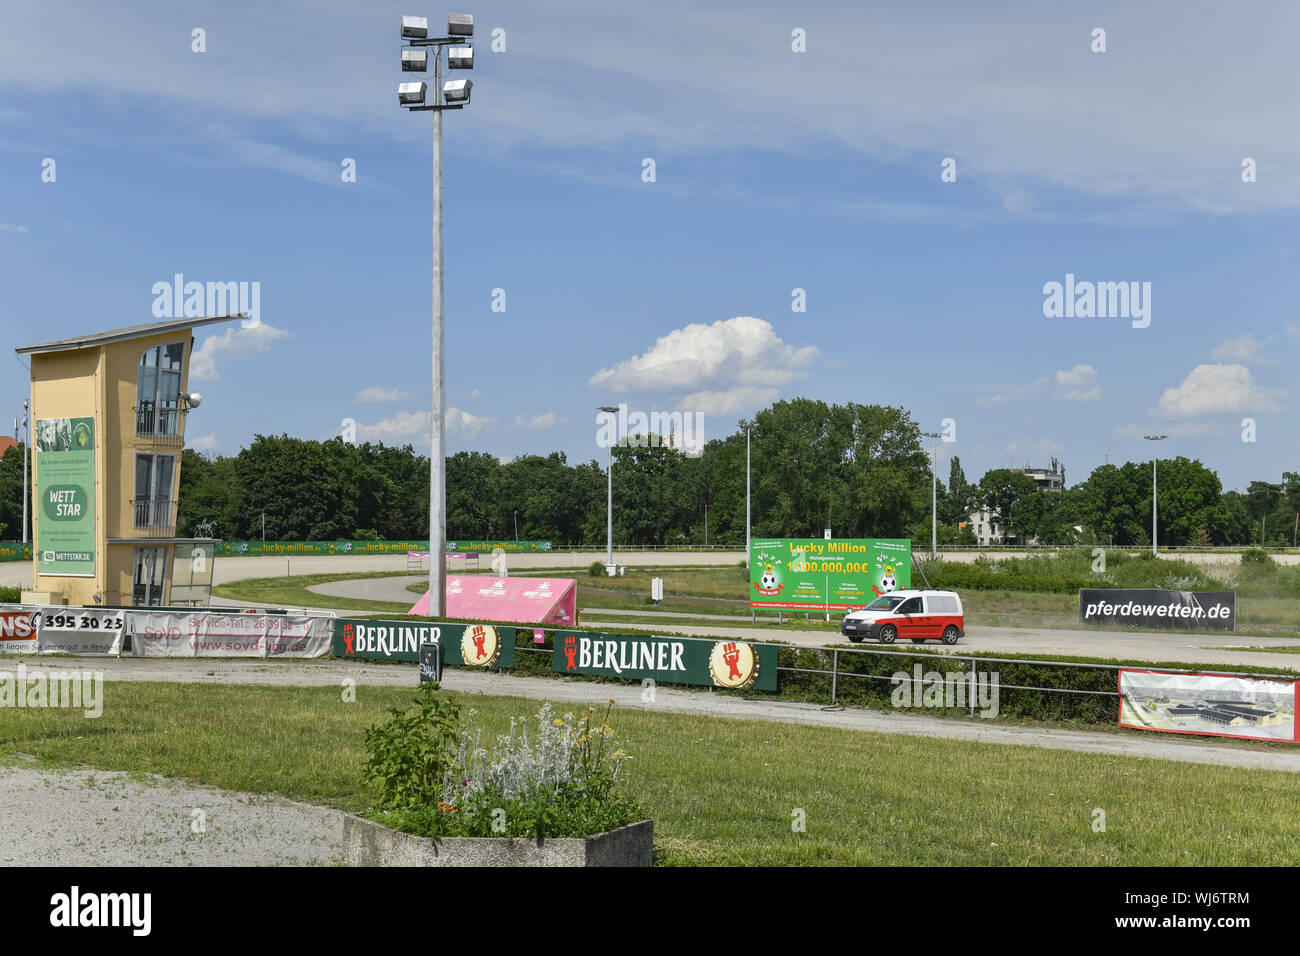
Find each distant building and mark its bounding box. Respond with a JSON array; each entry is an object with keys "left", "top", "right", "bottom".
[
  {"left": 0, "top": 435, "right": 16, "bottom": 458},
  {"left": 968, "top": 466, "right": 1065, "bottom": 545}
]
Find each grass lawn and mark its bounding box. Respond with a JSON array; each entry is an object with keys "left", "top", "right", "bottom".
[
  {"left": 1, "top": 680, "right": 1297, "bottom": 865},
  {"left": 212, "top": 572, "right": 414, "bottom": 614}
]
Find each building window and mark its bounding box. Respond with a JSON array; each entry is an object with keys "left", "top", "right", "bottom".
[
  {"left": 136, "top": 342, "right": 185, "bottom": 436},
  {"left": 134, "top": 453, "right": 175, "bottom": 530},
  {"left": 132, "top": 546, "right": 170, "bottom": 606}
]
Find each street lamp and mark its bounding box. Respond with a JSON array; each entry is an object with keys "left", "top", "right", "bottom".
[
  {"left": 921, "top": 432, "right": 941, "bottom": 559},
  {"left": 21, "top": 400, "right": 28, "bottom": 545},
  {"left": 1143, "top": 435, "right": 1167, "bottom": 556},
  {"left": 598, "top": 406, "right": 619, "bottom": 570},
  {"left": 399, "top": 12, "right": 475, "bottom": 618},
  {"left": 738, "top": 418, "right": 753, "bottom": 567}
]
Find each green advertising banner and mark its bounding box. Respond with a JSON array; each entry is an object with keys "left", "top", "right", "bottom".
[
  {"left": 552, "top": 631, "right": 777, "bottom": 691},
  {"left": 35, "top": 417, "right": 95, "bottom": 577},
  {"left": 0, "top": 543, "right": 32, "bottom": 562},
  {"left": 216, "top": 539, "right": 551, "bottom": 557},
  {"left": 334, "top": 618, "right": 516, "bottom": 669},
  {"left": 749, "top": 538, "right": 912, "bottom": 610}
]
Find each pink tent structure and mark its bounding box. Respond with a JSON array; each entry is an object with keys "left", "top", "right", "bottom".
[{"left": 409, "top": 575, "right": 578, "bottom": 625}]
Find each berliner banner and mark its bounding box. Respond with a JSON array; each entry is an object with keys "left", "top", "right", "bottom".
[
  {"left": 333, "top": 618, "right": 516, "bottom": 669},
  {"left": 552, "top": 632, "right": 777, "bottom": 691}
]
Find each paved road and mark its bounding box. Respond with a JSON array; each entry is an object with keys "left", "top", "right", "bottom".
[
  {"left": 306, "top": 575, "right": 1300, "bottom": 673},
  {"left": 5, "top": 654, "right": 1298, "bottom": 774}
]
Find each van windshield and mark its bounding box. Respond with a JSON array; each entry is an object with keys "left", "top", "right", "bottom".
[{"left": 866, "top": 596, "right": 906, "bottom": 612}]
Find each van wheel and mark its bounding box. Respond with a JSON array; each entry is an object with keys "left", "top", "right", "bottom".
[
  {"left": 878, "top": 625, "right": 897, "bottom": 645},
  {"left": 942, "top": 626, "right": 960, "bottom": 645}
]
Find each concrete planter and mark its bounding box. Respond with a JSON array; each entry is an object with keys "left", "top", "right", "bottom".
[{"left": 342, "top": 814, "right": 653, "bottom": 867}]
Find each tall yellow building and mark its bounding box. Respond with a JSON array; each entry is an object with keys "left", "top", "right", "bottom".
[{"left": 16, "top": 316, "right": 240, "bottom": 607}]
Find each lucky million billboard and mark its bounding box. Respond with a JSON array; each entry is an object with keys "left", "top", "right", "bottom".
[{"left": 749, "top": 538, "right": 912, "bottom": 611}]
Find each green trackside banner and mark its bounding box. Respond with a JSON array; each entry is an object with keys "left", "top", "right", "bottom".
[
  {"left": 35, "top": 417, "right": 95, "bottom": 577},
  {"left": 0, "top": 544, "right": 32, "bottom": 562},
  {"left": 216, "top": 539, "right": 552, "bottom": 556},
  {"left": 749, "top": 538, "right": 912, "bottom": 611},
  {"left": 334, "top": 618, "right": 516, "bottom": 669},
  {"left": 552, "top": 631, "right": 777, "bottom": 691}
]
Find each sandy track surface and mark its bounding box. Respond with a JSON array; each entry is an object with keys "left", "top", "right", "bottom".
[{"left": 0, "top": 761, "right": 343, "bottom": 866}]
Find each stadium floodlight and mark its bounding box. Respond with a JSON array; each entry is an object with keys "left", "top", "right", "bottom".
[
  {"left": 1144, "top": 434, "right": 1168, "bottom": 556},
  {"left": 442, "top": 78, "right": 472, "bottom": 103},
  {"left": 182, "top": 392, "right": 202, "bottom": 409},
  {"left": 447, "top": 45, "right": 474, "bottom": 69},
  {"left": 599, "top": 406, "right": 619, "bottom": 569},
  {"left": 401, "top": 15, "right": 429, "bottom": 38},
  {"left": 398, "top": 81, "right": 427, "bottom": 106},
  {"left": 399, "top": 13, "right": 479, "bottom": 619}
]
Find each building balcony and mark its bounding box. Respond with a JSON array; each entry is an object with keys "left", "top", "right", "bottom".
[
  {"left": 134, "top": 404, "right": 185, "bottom": 446},
  {"left": 131, "top": 497, "right": 175, "bottom": 537}
]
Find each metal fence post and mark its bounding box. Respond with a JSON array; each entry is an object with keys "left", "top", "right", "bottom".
[
  {"left": 831, "top": 648, "right": 838, "bottom": 704},
  {"left": 969, "top": 656, "right": 976, "bottom": 715}
]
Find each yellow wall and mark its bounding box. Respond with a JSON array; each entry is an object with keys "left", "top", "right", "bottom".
[{"left": 29, "top": 330, "right": 193, "bottom": 606}]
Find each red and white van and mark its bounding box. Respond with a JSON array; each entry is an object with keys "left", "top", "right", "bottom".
[{"left": 840, "top": 589, "right": 965, "bottom": 645}]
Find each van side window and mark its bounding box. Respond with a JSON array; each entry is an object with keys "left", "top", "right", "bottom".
[
  {"left": 898, "top": 597, "right": 923, "bottom": 615},
  {"left": 929, "top": 595, "right": 956, "bottom": 614}
]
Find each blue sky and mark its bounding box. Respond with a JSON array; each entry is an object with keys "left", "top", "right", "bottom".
[{"left": 2, "top": 0, "right": 1297, "bottom": 493}]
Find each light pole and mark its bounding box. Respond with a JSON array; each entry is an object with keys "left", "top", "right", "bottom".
[
  {"left": 1144, "top": 434, "right": 1167, "bottom": 556},
  {"left": 399, "top": 13, "right": 474, "bottom": 617},
  {"left": 739, "top": 418, "right": 753, "bottom": 567},
  {"left": 921, "top": 431, "right": 941, "bottom": 559},
  {"left": 21, "top": 400, "right": 28, "bottom": 545},
  {"left": 599, "top": 406, "right": 618, "bottom": 569}
]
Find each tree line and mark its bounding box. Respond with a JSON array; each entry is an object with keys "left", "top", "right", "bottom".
[{"left": 0, "top": 397, "right": 1293, "bottom": 547}]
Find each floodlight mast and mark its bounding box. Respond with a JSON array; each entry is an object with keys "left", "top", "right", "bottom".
[{"left": 399, "top": 14, "right": 474, "bottom": 618}]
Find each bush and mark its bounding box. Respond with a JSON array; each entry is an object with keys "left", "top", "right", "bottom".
[
  {"left": 1241, "top": 548, "right": 1275, "bottom": 569},
  {"left": 0, "top": 586, "right": 19, "bottom": 604},
  {"left": 364, "top": 692, "right": 645, "bottom": 840},
  {"left": 588, "top": 561, "right": 605, "bottom": 577},
  {"left": 362, "top": 683, "right": 462, "bottom": 813}
]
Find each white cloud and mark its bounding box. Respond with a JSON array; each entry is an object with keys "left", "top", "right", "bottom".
[
  {"left": 350, "top": 407, "right": 498, "bottom": 445},
  {"left": 978, "top": 365, "right": 1098, "bottom": 405},
  {"left": 1054, "top": 364, "right": 1100, "bottom": 402},
  {"left": 189, "top": 322, "right": 290, "bottom": 380},
  {"left": 1210, "top": 334, "right": 1264, "bottom": 362},
  {"left": 679, "top": 385, "right": 780, "bottom": 417},
  {"left": 973, "top": 437, "right": 1064, "bottom": 462},
  {"left": 1155, "top": 364, "right": 1285, "bottom": 418},
  {"left": 446, "top": 407, "right": 497, "bottom": 437},
  {"left": 0, "top": 223, "right": 28, "bottom": 233},
  {"left": 187, "top": 433, "right": 217, "bottom": 451},
  {"left": 589, "top": 316, "right": 817, "bottom": 397},
  {"left": 514, "top": 411, "right": 557, "bottom": 429},
  {"left": 356, "top": 387, "right": 409, "bottom": 403}
]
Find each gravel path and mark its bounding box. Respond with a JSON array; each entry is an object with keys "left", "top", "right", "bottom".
[{"left": 0, "top": 760, "right": 344, "bottom": 866}]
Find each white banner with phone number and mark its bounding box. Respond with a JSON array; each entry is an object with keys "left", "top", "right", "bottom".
[
  {"left": 128, "top": 611, "right": 332, "bottom": 658},
  {"left": 0, "top": 605, "right": 125, "bottom": 655}
]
